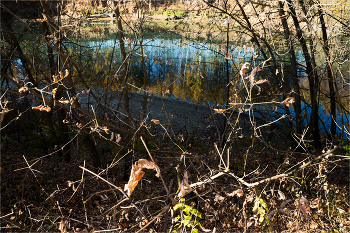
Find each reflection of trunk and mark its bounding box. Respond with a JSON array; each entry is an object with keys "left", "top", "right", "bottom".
[
  {"left": 2, "top": 16, "right": 36, "bottom": 85},
  {"left": 56, "top": 1, "right": 72, "bottom": 162},
  {"left": 278, "top": 1, "right": 302, "bottom": 135},
  {"left": 40, "top": 1, "right": 56, "bottom": 77},
  {"left": 221, "top": 1, "right": 230, "bottom": 148},
  {"left": 318, "top": 6, "right": 336, "bottom": 137},
  {"left": 114, "top": 2, "right": 133, "bottom": 180},
  {"left": 287, "top": 0, "right": 321, "bottom": 148}
]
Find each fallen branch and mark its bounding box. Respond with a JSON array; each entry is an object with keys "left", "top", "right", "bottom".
[{"left": 190, "top": 141, "right": 348, "bottom": 189}]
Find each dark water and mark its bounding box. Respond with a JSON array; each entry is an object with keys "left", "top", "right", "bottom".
[{"left": 7, "top": 31, "right": 349, "bottom": 138}]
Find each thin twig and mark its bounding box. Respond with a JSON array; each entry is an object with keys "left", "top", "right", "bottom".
[
  {"left": 140, "top": 136, "right": 169, "bottom": 194},
  {"left": 79, "top": 166, "right": 158, "bottom": 233}
]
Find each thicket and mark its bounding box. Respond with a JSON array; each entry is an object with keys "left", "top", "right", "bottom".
[{"left": 1, "top": 0, "right": 349, "bottom": 232}]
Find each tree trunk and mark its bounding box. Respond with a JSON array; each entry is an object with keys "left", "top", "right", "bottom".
[
  {"left": 286, "top": 0, "right": 321, "bottom": 148},
  {"left": 278, "top": 1, "right": 302, "bottom": 135},
  {"left": 318, "top": 5, "right": 336, "bottom": 138}
]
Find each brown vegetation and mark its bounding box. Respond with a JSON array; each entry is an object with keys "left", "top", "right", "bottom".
[{"left": 1, "top": 0, "right": 349, "bottom": 232}]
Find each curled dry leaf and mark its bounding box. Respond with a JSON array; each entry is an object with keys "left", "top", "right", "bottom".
[
  {"left": 283, "top": 97, "right": 295, "bottom": 107},
  {"left": 0, "top": 108, "right": 11, "bottom": 123},
  {"left": 59, "top": 219, "right": 67, "bottom": 233},
  {"left": 178, "top": 171, "right": 192, "bottom": 198},
  {"left": 59, "top": 98, "right": 70, "bottom": 105},
  {"left": 18, "top": 87, "right": 28, "bottom": 93},
  {"left": 310, "top": 197, "right": 321, "bottom": 208},
  {"left": 255, "top": 79, "right": 270, "bottom": 85},
  {"left": 225, "top": 51, "right": 232, "bottom": 60},
  {"left": 298, "top": 197, "right": 311, "bottom": 219},
  {"left": 280, "top": 199, "right": 293, "bottom": 208},
  {"left": 32, "top": 105, "right": 51, "bottom": 112},
  {"left": 221, "top": 45, "right": 226, "bottom": 53},
  {"left": 102, "top": 126, "right": 109, "bottom": 134},
  {"left": 278, "top": 190, "right": 286, "bottom": 200},
  {"left": 214, "top": 109, "right": 226, "bottom": 114},
  {"left": 115, "top": 134, "right": 121, "bottom": 143},
  {"left": 227, "top": 189, "right": 244, "bottom": 198},
  {"left": 151, "top": 119, "right": 160, "bottom": 124},
  {"left": 240, "top": 63, "right": 250, "bottom": 77},
  {"left": 52, "top": 75, "right": 59, "bottom": 83},
  {"left": 337, "top": 208, "right": 345, "bottom": 214},
  {"left": 124, "top": 159, "right": 161, "bottom": 196},
  {"left": 249, "top": 66, "right": 261, "bottom": 81}
]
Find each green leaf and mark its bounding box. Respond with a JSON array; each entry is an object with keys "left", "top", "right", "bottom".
[
  {"left": 173, "top": 203, "right": 185, "bottom": 211},
  {"left": 191, "top": 228, "right": 199, "bottom": 233},
  {"left": 259, "top": 214, "right": 265, "bottom": 224},
  {"left": 260, "top": 198, "right": 268, "bottom": 210},
  {"left": 190, "top": 208, "right": 202, "bottom": 218},
  {"left": 193, "top": 220, "right": 202, "bottom": 228},
  {"left": 183, "top": 205, "right": 193, "bottom": 215},
  {"left": 182, "top": 214, "right": 192, "bottom": 226}
]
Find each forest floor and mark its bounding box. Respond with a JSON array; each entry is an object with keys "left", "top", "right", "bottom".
[
  {"left": 1, "top": 92, "right": 349, "bottom": 232},
  {"left": 1, "top": 2, "right": 349, "bottom": 232}
]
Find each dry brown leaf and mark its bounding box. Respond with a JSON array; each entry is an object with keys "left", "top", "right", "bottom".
[
  {"left": 282, "top": 97, "right": 294, "bottom": 107},
  {"left": 227, "top": 189, "right": 244, "bottom": 198},
  {"left": 240, "top": 63, "right": 250, "bottom": 77},
  {"left": 337, "top": 208, "right": 345, "bottom": 214},
  {"left": 310, "top": 197, "right": 321, "bottom": 208},
  {"left": 151, "top": 119, "right": 160, "bottom": 124},
  {"left": 115, "top": 134, "right": 121, "bottom": 143},
  {"left": 255, "top": 79, "right": 270, "bottom": 85},
  {"left": 249, "top": 66, "right": 261, "bottom": 82},
  {"left": 278, "top": 190, "right": 286, "bottom": 200},
  {"left": 221, "top": 45, "right": 226, "bottom": 53},
  {"left": 124, "top": 159, "right": 161, "bottom": 196},
  {"left": 0, "top": 108, "right": 10, "bottom": 123},
  {"left": 214, "top": 109, "right": 226, "bottom": 114},
  {"left": 178, "top": 171, "right": 192, "bottom": 197},
  {"left": 18, "top": 87, "right": 28, "bottom": 93},
  {"left": 299, "top": 198, "right": 311, "bottom": 219},
  {"left": 214, "top": 194, "right": 225, "bottom": 203},
  {"left": 59, "top": 219, "right": 67, "bottom": 233},
  {"left": 59, "top": 98, "right": 70, "bottom": 104}
]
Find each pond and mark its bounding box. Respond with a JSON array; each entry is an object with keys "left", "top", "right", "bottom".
[{"left": 5, "top": 20, "right": 349, "bottom": 138}]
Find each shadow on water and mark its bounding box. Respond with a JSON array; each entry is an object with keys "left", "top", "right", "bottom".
[{"left": 5, "top": 25, "right": 349, "bottom": 138}]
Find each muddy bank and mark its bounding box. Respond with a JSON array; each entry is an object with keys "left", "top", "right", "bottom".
[{"left": 77, "top": 89, "right": 252, "bottom": 136}]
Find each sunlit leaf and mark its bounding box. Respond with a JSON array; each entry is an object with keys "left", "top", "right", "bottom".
[
  {"left": 214, "top": 109, "right": 226, "bottom": 114},
  {"left": 124, "top": 159, "right": 161, "bottom": 196},
  {"left": 151, "top": 119, "right": 160, "bottom": 124},
  {"left": 310, "top": 197, "right": 321, "bottom": 208},
  {"left": 32, "top": 105, "right": 44, "bottom": 110},
  {"left": 115, "top": 134, "right": 121, "bottom": 143},
  {"left": 282, "top": 97, "right": 294, "bottom": 107},
  {"left": 278, "top": 190, "right": 286, "bottom": 200},
  {"left": 18, "top": 87, "right": 28, "bottom": 93},
  {"left": 298, "top": 198, "right": 311, "bottom": 219},
  {"left": 178, "top": 171, "right": 192, "bottom": 197},
  {"left": 240, "top": 63, "right": 250, "bottom": 77},
  {"left": 227, "top": 189, "right": 244, "bottom": 197},
  {"left": 255, "top": 79, "right": 270, "bottom": 85}
]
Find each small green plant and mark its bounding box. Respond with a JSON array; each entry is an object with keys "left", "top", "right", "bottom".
[
  {"left": 175, "top": 10, "right": 185, "bottom": 17},
  {"left": 253, "top": 197, "right": 272, "bottom": 231},
  {"left": 163, "top": 10, "right": 173, "bottom": 17},
  {"left": 172, "top": 200, "right": 203, "bottom": 233}
]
